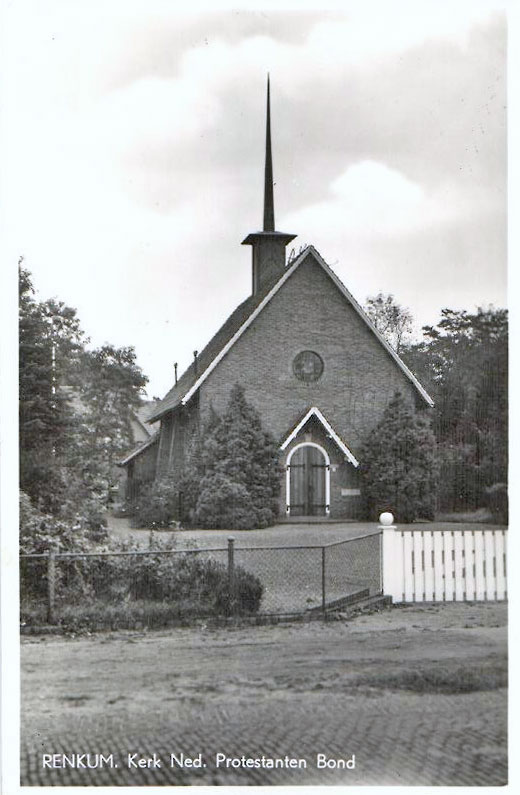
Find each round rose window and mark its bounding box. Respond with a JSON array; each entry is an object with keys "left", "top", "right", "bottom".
[{"left": 293, "top": 350, "right": 324, "bottom": 382}]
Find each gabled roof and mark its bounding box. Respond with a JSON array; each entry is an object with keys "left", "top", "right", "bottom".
[
  {"left": 118, "top": 432, "right": 160, "bottom": 467},
  {"left": 149, "top": 245, "right": 433, "bottom": 422},
  {"left": 148, "top": 272, "right": 283, "bottom": 422},
  {"left": 132, "top": 401, "right": 162, "bottom": 436},
  {"left": 280, "top": 406, "right": 360, "bottom": 467}
]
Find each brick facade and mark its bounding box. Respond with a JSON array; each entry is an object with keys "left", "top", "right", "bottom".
[
  {"left": 124, "top": 248, "right": 430, "bottom": 520},
  {"left": 198, "top": 250, "right": 417, "bottom": 450},
  {"left": 191, "top": 249, "right": 420, "bottom": 519}
]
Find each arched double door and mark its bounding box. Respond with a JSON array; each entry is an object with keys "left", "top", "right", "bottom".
[{"left": 287, "top": 443, "right": 329, "bottom": 517}]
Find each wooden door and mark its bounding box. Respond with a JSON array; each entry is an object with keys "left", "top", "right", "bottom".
[{"left": 289, "top": 446, "right": 327, "bottom": 516}]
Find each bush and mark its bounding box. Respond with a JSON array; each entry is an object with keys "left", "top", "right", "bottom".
[
  {"left": 194, "top": 473, "right": 256, "bottom": 530},
  {"left": 20, "top": 573, "right": 263, "bottom": 631},
  {"left": 214, "top": 564, "right": 264, "bottom": 615},
  {"left": 435, "top": 444, "right": 482, "bottom": 512},
  {"left": 21, "top": 531, "right": 264, "bottom": 625},
  {"left": 75, "top": 552, "right": 263, "bottom": 615},
  {"left": 131, "top": 478, "right": 177, "bottom": 528},
  {"left": 19, "top": 490, "right": 108, "bottom": 555}
]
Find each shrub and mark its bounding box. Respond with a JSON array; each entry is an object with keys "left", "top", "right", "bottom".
[
  {"left": 19, "top": 490, "right": 108, "bottom": 555},
  {"left": 82, "top": 552, "right": 263, "bottom": 615},
  {"left": 194, "top": 473, "right": 255, "bottom": 530},
  {"left": 131, "top": 478, "right": 177, "bottom": 528},
  {"left": 20, "top": 570, "right": 264, "bottom": 632},
  {"left": 21, "top": 530, "right": 264, "bottom": 625},
  {"left": 214, "top": 564, "right": 264, "bottom": 615},
  {"left": 21, "top": 600, "right": 188, "bottom": 632}
]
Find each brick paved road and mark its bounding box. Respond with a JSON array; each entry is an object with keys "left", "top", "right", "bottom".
[
  {"left": 20, "top": 603, "right": 507, "bottom": 787},
  {"left": 22, "top": 689, "right": 506, "bottom": 786}
]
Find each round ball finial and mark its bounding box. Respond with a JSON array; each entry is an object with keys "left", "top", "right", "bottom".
[{"left": 379, "top": 512, "right": 394, "bottom": 526}]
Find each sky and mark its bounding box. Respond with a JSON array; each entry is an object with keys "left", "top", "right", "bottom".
[{"left": 2, "top": 0, "right": 508, "bottom": 399}]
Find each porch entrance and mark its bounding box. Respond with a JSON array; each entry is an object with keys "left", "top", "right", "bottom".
[{"left": 288, "top": 443, "right": 328, "bottom": 516}]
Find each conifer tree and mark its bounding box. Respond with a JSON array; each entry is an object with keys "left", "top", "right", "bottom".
[
  {"left": 360, "top": 391, "right": 437, "bottom": 523},
  {"left": 193, "top": 385, "right": 281, "bottom": 529}
]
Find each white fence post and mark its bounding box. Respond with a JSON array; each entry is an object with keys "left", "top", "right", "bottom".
[{"left": 380, "top": 512, "right": 404, "bottom": 603}]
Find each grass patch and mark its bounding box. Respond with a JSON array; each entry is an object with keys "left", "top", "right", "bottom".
[{"left": 357, "top": 660, "right": 507, "bottom": 694}]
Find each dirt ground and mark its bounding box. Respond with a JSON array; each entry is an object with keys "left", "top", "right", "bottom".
[{"left": 21, "top": 601, "right": 507, "bottom": 786}]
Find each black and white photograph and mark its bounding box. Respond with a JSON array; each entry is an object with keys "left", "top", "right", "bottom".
[{"left": 0, "top": 0, "right": 510, "bottom": 790}]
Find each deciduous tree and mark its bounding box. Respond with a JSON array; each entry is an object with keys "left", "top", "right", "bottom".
[
  {"left": 401, "top": 306, "right": 507, "bottom": 514},
  {"left": 77, "top": 345, "right": 148, "bottom": 494},
  {"left": 365, "top": 292, "right": 413, "bottom": 353}
]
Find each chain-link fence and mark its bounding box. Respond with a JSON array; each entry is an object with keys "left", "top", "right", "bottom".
[
  {"left": 20, "top": 531, "right": 382, "bottom": 626},
  {"left": 235, "top": 545, "right": 323, "bottom": 614},
  {"left": 324, "top": 532, "right": 382, "bottom": 606}
]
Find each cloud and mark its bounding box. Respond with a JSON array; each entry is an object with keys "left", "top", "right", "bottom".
[
  {"left": 327, "top": 161, "right": 427, "bottom": 235},
  {"left": 283, "top": 158, "right": 502, "bottom": 247},
  {"left": 305, "top": 1, "right": 504, "bottom": 64},
  {"left": 2, "top": 3, "right": 507, "bottom": 397}
]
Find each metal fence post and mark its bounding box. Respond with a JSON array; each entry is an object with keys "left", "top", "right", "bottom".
[
  {"left": 227, "top": 536, "right": 235, "bottom": 615},
  {"left": 47, "top": 546, "right": 57, "bottom": 624},
  {"left": 321, "top": 546, "right": 326, "bottom": 615}
]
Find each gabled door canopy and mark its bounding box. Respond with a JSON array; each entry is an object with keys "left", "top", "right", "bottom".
[{"left": 280, "top": 406, "right": 359, "bottom": 467}]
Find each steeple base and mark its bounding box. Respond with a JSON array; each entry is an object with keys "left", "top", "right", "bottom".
[{"left": 242, "top": 230, "right": 296, "bottom": 294}]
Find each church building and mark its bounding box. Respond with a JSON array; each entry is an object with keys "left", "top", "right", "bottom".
[{"left": 120, "top": 81, "right": 433, "bottom": 520}]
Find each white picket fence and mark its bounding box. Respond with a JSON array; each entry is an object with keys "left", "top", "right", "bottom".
[{"left": 380, "top": 518, "right": 507, "bottom": 603}]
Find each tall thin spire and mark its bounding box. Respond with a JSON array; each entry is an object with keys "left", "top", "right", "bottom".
[
  {"left": 263, "top": 74, "right": 275, "bottom": 231},
  {"left": 242, "top": 75, "right": 296, "bottom": 295}
]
